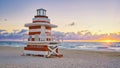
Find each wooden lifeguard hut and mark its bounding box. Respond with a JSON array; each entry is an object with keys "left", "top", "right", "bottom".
[{"left": 23, "top": 8, "right": 63, "bottom": 58}]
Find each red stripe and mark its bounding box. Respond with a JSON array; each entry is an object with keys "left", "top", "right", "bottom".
[
  {"left": 29, "top": 32, "right": 41, "bottom": 35},
  {"left": 24, "top": 46, "right": 48, "bottom": 51},
  {"left": 29, "top": 26, "right": 41, "bottom": 29}
]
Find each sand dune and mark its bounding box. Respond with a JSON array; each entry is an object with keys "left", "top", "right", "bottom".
[{"left": 0, "top": 46, "right": 120, "bottom": 68}]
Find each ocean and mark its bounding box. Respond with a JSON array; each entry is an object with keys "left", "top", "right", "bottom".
[{"left": 0, "top": 41, "right": 120, "bottom": 52}]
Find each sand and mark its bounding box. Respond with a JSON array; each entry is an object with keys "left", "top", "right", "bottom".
[{"left": 0, "top": 46, "right": 120, "bottom": 68}]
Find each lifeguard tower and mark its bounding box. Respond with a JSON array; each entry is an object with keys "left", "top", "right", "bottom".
[{"left": 23, "top": 8, "right": 63, "bottom": 58}]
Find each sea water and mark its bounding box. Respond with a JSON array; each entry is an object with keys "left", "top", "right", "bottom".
[
  {"left": 59, "top": 42, "right": 120, "bottom": 52},
  {"left": 0, "top": 41, "right": 120, "bottom": 52}
]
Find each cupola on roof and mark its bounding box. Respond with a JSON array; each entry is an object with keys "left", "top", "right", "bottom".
[{"left": 37, "top": 8, "right": 46, "bottom": 16}]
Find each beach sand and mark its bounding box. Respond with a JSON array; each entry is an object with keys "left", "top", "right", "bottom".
[{"left": 0, "top": 46, "right": 120, "bottom": 68}]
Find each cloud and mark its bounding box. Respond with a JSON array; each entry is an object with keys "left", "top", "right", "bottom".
[
  {"left": 0, "top": 18, "right": 8, "bottom": 22},
  {"left": 0, "top": 29, "right": 28, "bottom": 40},
  {"left": 80, "top": 30, "right": 89, "bottom": 33},
  {"left": 52, "top": 30, "right": 120, "bottom": 40},
  {"left": 0, "top": 29, "right": 6, "bottom": 33},
  {"left": 4, "top": 19, "right": 7, "bottom": 21},
  {"left": 0, "top": 29, "right": 120, "bottom": 41},
  {"left": 17, "top": 29, "right": 27, "bottom": 34}
]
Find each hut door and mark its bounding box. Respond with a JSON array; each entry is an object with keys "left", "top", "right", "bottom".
[{"left": 35, "top": 34, "right": 39, "bottom": 41}]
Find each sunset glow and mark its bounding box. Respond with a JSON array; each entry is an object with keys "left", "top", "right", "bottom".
[
  {"left": 100, "top": 40, "right": 117, "bottom": 42},
  {"left": 63, "top": 39, "right": 120, "bottom": 43},
  {"left": 0, "top": 0, "right": 120, "bottom": 41}
]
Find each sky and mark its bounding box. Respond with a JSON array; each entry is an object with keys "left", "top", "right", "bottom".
[{"left": 0, "top": 0, "right": 120, "bottom": 41}]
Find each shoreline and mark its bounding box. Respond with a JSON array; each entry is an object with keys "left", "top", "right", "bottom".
[
  {"left": 1, "top": 45, "right": 120, "bottom": 53},
  {"left": 0, "top": 40, "right": 120, "bottom": 43}
]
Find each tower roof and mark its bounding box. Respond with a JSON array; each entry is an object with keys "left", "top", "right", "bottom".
[{"left": 37, "top": 8, "right": 46, "bottom": 11}]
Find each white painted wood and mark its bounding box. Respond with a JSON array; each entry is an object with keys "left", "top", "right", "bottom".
[
  {"left": 29, "top": 29, "right": 51, "bottom": 32},
  {"left": 47, "top": 46, "right": 59, "bottom": 57},
  {"left": 24, "top": 50, "right": 48, "bottom": 55},
  {"left": 29, "top": 35, "right": 51, "bottom": 39},
  {"left": 30, "top": 41, "right": 59, "bottom": 43},
  {"left": 27, "top": 42, "right": 59, "bottom": 46},
  {"left": 33, "top": 18, "right": 50, "bottom": 22}
]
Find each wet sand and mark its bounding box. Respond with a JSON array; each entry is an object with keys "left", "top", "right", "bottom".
[{"left": 0, "top": 46, "right": 120, "bottom": 68}]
